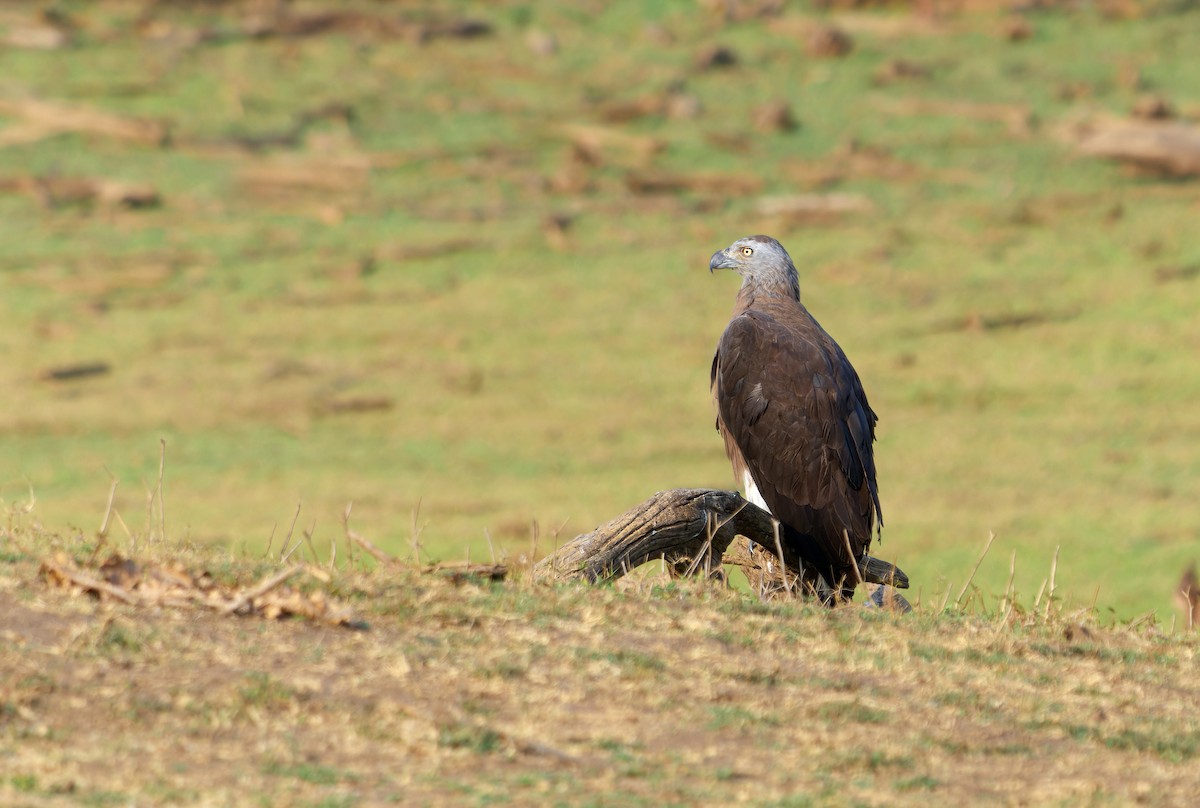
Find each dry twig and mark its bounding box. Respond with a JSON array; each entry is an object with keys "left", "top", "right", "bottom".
[
  {"left": 955, "top": 531, "right": 997, "bottom": 608},
  {"left": 222, "top": 565, "right": 304, "bottom": 615}
]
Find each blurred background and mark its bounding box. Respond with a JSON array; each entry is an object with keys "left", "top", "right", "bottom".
[{"left": 1, "top": 0, "right": 1198, "bottom": 620}]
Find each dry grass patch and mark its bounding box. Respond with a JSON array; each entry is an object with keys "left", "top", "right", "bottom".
[{"left": 1, "top": 525, "right": 1197, "bottom": 806}]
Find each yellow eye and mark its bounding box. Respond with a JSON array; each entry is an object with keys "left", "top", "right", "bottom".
[{"left": 741, "top": 247, "right": 754, "bottom": 256}]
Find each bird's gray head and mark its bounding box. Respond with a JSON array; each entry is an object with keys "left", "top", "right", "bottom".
[{"left": 709, "top": 235, "right": 800, "bottom": 300}]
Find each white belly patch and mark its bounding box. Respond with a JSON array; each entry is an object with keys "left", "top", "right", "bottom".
[{"left": 743, "top": 471, "right": 770, "bottom": 513}]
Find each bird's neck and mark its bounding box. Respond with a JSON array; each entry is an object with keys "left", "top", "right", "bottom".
[{"left": 736, "top": 275, "right": 801, "bottom": 312}]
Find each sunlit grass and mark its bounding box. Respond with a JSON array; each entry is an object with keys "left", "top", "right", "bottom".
[{"left": 0, "top": 1, "right": 1198, "bottom": 618}]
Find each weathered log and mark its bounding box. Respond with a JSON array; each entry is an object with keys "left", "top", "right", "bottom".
[
  {"left": 0, "top": 98, "right": 168, "bottom": 147},
  {"left": 535, "top": 488, "right": 909, "bottom": 607},
  {"left": 1077, "top": 119, "right": 1200, "bottom": 177},
  {"left": 535, "top": 489, "right": 750, "bottom": 583}
]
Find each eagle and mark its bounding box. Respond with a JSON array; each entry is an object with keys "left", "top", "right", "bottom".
[{"left": 709, "top": 235, "right": 882, "bottom": 601}]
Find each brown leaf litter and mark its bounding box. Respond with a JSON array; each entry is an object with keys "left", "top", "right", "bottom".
[
  {"left": 0, "top": 175, "right": 160, "bottom": 210},
  {"left": 39, "top": 552, "right": 364, "bottom": 629}
]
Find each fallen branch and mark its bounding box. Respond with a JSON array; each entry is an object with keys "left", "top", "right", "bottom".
[
  {"left": 535, "top": 489, "right": 748, "bottom": 583},
  {"left": 1077, "top": 118, "right": 1200, "bottom": 177},
  {"left": 755, "top": 193, "right": 874, "bottom": 222},
  {"left": 625, "top": 170, "right": 763, "bottom": 196},
  {"left": 0, "top": 175, "right": 160, "bottom": 209},
  {"left": 877, "top": 97, "right": 1034, "bottom": 135},
  {"left": 561, "top": 123, "right": 665, "bottom": 166},
  {"left": 237, "top": 156, "right": 371, "bottom": 195},
  {"left": 423, "top": 561, "right": 509, "bottom": 584},
  {"left": 0, "top": 98, "right": 168, "bottom": 147},
  {"left": 39, "top": 558, "right": 138, "bottom": 604},
  {"left": 535, "top": 488, "right": 908, "bottom": 604},
  {"left": 222, "top": 565, "right": 304, "bottom": 615}
]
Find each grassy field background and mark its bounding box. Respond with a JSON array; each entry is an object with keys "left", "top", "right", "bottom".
[
  {"left": 3, "top": 3, "right": 1200, "bottom": 805},
  {"left": 1, "top": 0, "right": 1199, "bottom": 622}
]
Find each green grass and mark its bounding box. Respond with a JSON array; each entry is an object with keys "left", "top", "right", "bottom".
[
  {"left": 239, "top": 672, "right": 298, "bottom": 711},
  {"left": 263, "top": 761, "right": 351, "bottom": 786},
  {"left": 438, "top": 724, "right": 505, "bottom": 755},
  {"left": 1, "top": 0, "right": 1199, "bottom": 621}
]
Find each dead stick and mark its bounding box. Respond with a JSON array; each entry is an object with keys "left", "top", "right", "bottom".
[
  {"left": 955, "top": 531, "right": 996, "bottom": 607},
  {"left": 157, "top": 438, "right": 167, "bottom": 542},
  {"left": 281, "top": 528, "right": 307, "bottom": 563},
  {"left": 683, "top": 513, "right": 717, "bottom": 578},
  {"left": 841, "top": 529, "right": 864, "bottom": 587},
  {"left": 348, "top": 529, "right": 397, "bottom": 567},
  {"left": 97, "top": 476, "right": 119, "bottom": 540},
  {"left": 341, "top": 502, "right": 357, "bottom": 569},
  {"left": 112, "top": 508, "right": 133, "bottom": 542},
  {"left": 89, "top": 476, "right": 120, "bottom": 566},
  {"left": 45, "top": 562, "right": 138, "bottom": 604},
  {"left": 1004, "top": 550, "right": 1017, "bottom": 611},
  {"left": 302, "top": 527, "right": 320, "bottom": 565},
  {"left": 485, "top": 527, "right": 498, "bottom": 565},
  {"left": 1044, "top": 545, "right": 1060, "bottom": 618},
  {"left": 409, "top": 498, "right": 424, "bottom": 566},
  {"left": 529, "top": 519, "right": 540, "bottom": 575},
  {"left": 223, "top": 565, "right": 303, "bottom": 615},
  {"left": 279, "top": 502, "right": 302, "bottom": 562},
  {"left": 772, "top": 520, "right": 793, "bottom": 596}
]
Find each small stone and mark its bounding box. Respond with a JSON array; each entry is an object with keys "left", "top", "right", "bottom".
[
  {"left": 806, "top": 25, "right": 852, "bottom": 59},
  {"left": 872, "top": 58, "right": 930, "bottom": 85},
  {"left": 1131, "top": 94, "right": 1175, "bottom": 121},
  {"left": 643, "top": 22, "right": 675, "bottom": 45},
  {"left": 665, "top": 92, "right": 703, "bottom": 120},
  {"left": 1001, "top": 17, "right": 1033, "bottom": 42},
  {"left": 695, "top": 44, "right": 738, "bottom": 71},
  {"left": 752, "top": 101, "right": 797, "bottom": 133},
  {"left": 526, "top": 29, "right": 558, "bottom": 56}
]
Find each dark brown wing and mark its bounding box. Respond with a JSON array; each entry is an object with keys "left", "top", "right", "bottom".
[{"left": 711, "top": 307, "right": 881, "bottom": 588}]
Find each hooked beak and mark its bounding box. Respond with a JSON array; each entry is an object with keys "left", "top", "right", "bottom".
[{"left": 709, "top": 249, "right": 737, "bottom": 273}]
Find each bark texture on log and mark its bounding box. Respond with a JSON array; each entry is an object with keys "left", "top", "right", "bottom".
[
  {"left": 535, "top": 488, "right": 754, "bottom": 583},
  {"left": 536, "top": 488, "right": 909, "bottom": 608}
]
